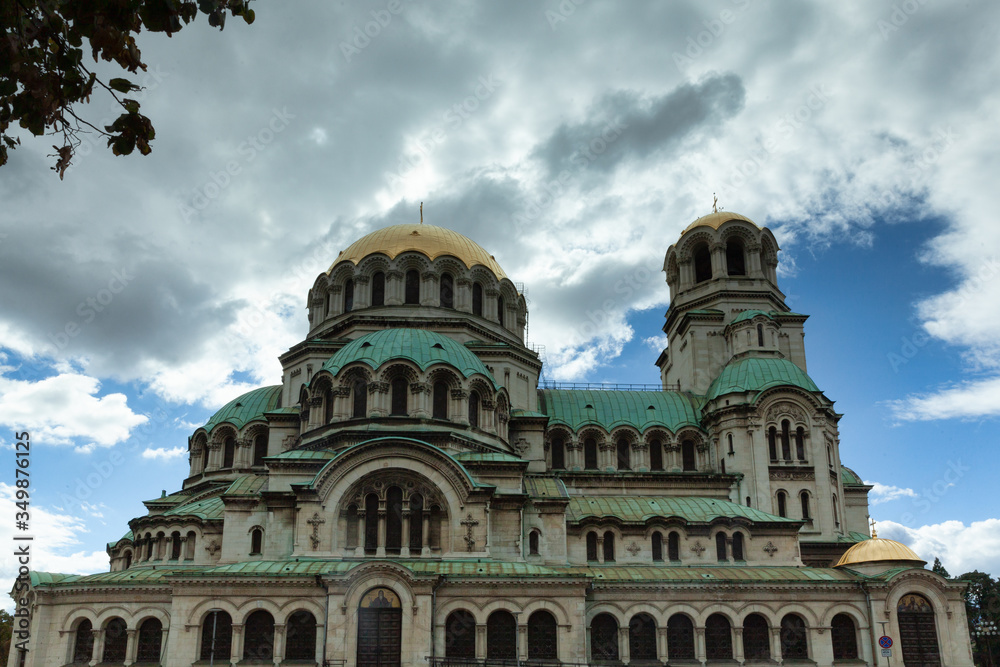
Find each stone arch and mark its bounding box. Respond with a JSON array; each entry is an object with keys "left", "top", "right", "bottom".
[
  {"left": 132, "top": 607, "right": 171, "bottom": 630},
  {"left": 185, "top": 598, "right": 241, "bottom": 628},
  {"left": 426, "top": 367, "right": 462, "bottom": 389},
  {"left": 585, "top": 603, "right": 628, "bottom": 626},
  {"left": 329, "top": 263, "right": 356, "bottom": 288},
  {"left": 378, "top": 361, "right": 420, "bottom": 385},
  {"left": 337, "top": 364, "right": 374, "bottom": 388},
  {"left": 93, "top": 606, "right": 134, "bottom": 628},
  {"left": 61, "top": 609, "right": 101, "bottom": 633},
  {"left": 234, "top": 598, "right": 282, "bottom": 623},
  {"left": 480, "top": 598, "right": 525, "bottom": 618},
  {"left": 678, "top": 229, "right": 716, "bottom": 260},
  {"left": 437, "top": 599, "right": 488, "bottom": 625},
  {"left": 277, "top": 599, "right": 326, "bottom": 622},
  {"left": 821, "top": 604, "right": 869, "bottom": 629},
  {"left": 433, "top": 256, "right": 467, "bottom": 280},
  {"left": 393, "top": 252, "right": 431, "bottom": 275},
  {"left": 357, "top": 254, "right": 391, "bottom": 279},
  {"left": 698, "top": 604, "right": 740, "bottom": 626}
]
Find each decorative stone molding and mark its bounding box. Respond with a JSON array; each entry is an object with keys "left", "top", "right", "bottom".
[
  {"left": 691, "top": 542, "right": 706, "bottom": 557},
  {"left": 513, "top": 438, "right": 530, "bottom": 456},
  {"left": 769, "top": 470, "right": 816, "bottom": 481},
  {"left": 763, "top": 541, "right": 778, "bottom": 557},
  {"left": 766, "top": 401, "right": 807, "bottom": 424}
]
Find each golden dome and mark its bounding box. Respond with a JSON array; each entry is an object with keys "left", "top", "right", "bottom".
[
  {"left": 682, "top": 211, "right": 759, "bottom": 235},
  {"left": 329, "top": 224, "right": 507, "bottom": 280},
  {"left": 835, "top": 537, "right": 927, "bottom": 568}
]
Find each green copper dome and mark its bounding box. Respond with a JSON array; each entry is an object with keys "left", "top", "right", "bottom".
[
  {"left": 202, "top": 385, "right": 282, "bottom": 432},
  {"left": 706, "top": 357, "right": 820, "bottom": 401},
  {"left": 322, "top": 328, "right": 498, "bottom": 388}
]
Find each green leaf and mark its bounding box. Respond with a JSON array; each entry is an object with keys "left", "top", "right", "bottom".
[
  {"left": 108, "top": 78, "right": 137, "bottom": 93},
  {"left": 122, "top": 99, "right": 140, "bottom": 114}
]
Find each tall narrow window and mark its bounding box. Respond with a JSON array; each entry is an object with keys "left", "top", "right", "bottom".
[
  {"left": 781, "top": 419, "right": 792, "bottom": 460},
  {"left": 616, "top": 438, "right": 631, "bottom": 470},
  {"left": 651, "top": 532, "right": 663, "bottom": 561},
  {"left": 404, "top": 269, "right": 419, "bottom": 304},
  {"left": 800, "top": 491, "right": 811, "bottom": 519},
  {"left": 732, "top": 532, "right": 745, "bottom": 561},
  {"left": 352, "top": 380, "right": 367, "bottom": 418},
  {"left": 440, "top": 273, "right": 454, "bottom": 308},
  {"left": 102, "top": 618, "right": 128, "bottom": 662},
  {"left": 253, "top": 434, "right": 267, "bottom": 467},
  {"left": 409, "top": 494, "right": 423, "bottom": 550},
  {"left": 486, "top": 611, "right": 517, "bottom": 661},
  {"left": 445, "top": 611, "right": 476, "bottom": 659},
  {"left": 777, "top": 491, "right": 787, "bottom": 518},
  {"left": 590, "top": 614, "right": 619, "bottom": 661},
  {"left": 371, "top": 271, "right": 385, "bottom": 306},
  {"left": 528, "top": 610, "right": 558, "bottom": 660},
  {"left": 468, "top": 392, "right": 480, "bottom": 428},
  {"left": 73, "top": 620, "right": 94, "bottom": 663},
  {"left": 223, "top": 437, "right": 235, "bottom": 468},
  {"left": 136, "top": 618, "right": 163, "bottom": 663},
  {"left": 650, "top": 439, "right": 663, "bottom": 470},
  {"left": 364, "top": 493, "right": 378, "bottom": 553},
  {"left": 727, "top": 240, "right": 746, "bottom": 276},
  {"left": 667, "top": 614, "right": 695, "bottom": 659},
  {"left": 497, "top": 296, "right": 506, "bottom": 327},
  {"left": 344, "top": 279, "right": 354, "bottom": 313},
  {"left": 432, "top": 382, "right": 448, "bottom": 419},
  {"left": 833, "top": 494, "right": 840, "bottom": 525},
  {"left": 386, "top": 486, "right": 403, "bottom": 553},
  {"left": 780, "top": 614, "right": 808, "bottom": 659},
  {"left": 742, "top": 614, "right": 770, "bottom": 660},
  {"left": 584, "top": 438, "right": 598, "bottom": 469},
  {"left": 603, "top": 531, "right": 615, "bottom": 562},
  {"left": 200, "top": 611, "right": 232, "bottom": 662},
  {"left": 586, "top": 532, "right": 599, "bottom": 561},
  {"left": 727, "top": 433, "right": 734, "bottom": 454},
  {"left": 250, "top": 528, "right": 262, "bottom": 555},
  {"left": 629, "top": 613, "right": 657, "bottom": 661},
  {"left": 716, "top": 532, "right": 728, "bottom": 561},
  {"left": 472, "top": 283, "right": 483, "bottom": 316},
  {"left": 768, "top": 426, "right": 778, "bottom": 461},
  {"left": 693, "top": 243, "right": 712, "bottom": 282},
  {"left": 285, "top": 611, "right": 317, "bottom": 661},
  {"left": 757, "top": 323, "right": 765, "bottom": 347},
  {"left": 668, "top": 531, "right": 680, "bottom": 561},
  {"left": 796, "top": 426, "right": 806, "bottom": 460},
  {"left": 831, "top": 613, "right": 859, "bottom": 660},
  {"left": 550, "top": 437, "right": 565, "bottom": 470},
  {"left": 390, "top": 377, "right": 408, "bottom": 416},
  {"left": 170, "top": 531, "right": 181, "bottom": 559},
  {"left": 705, "top": 614, "right": 733, "bottom": 659},
  {"left": 529, "top": 530, "right": 539, "bottom": 555},
  {"left": 682, "top": 440, "right": 696, "bottom": 471},
  {"left": 243, "top": 610, "right": 274, "bottom": 660},
  {"left": 346, "top": 505, "right": 359, "bottom": 549}
]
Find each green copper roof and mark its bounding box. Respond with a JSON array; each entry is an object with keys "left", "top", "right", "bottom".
[
  {"left": 203, "top": 385, "right": 282, "bottom": 432},
  {"left": 452, "top": 451, "right": 524, "bottom": 463},
  {"left": 162, "top": 495, "right": 225, "bottom": 520},
  {"left": 321, "top": 328, "right": 498, "bottom": 388},
  {"left": 267, "top": 448, "right": 339, "bottom": 461},
  {"left": 224, "top": 474, "right": 267, "bottom": 497},
  {"left": 730, "top": 309, "right": 775, "bottom": 324},
  {"left": 841, "top": 466, "right": 865, "bottom": 486},
  {"left": 706, "top": 357, "right": 820, "bottom": 401},
  {"left": 538, "top": 390, "right": 703, "bottom": 432},
  {"left": 563, "top": 565, "right": 857, "bottom": 583},
  {"left": 567, "top": 496, "right": 798, "bottom": 524},
  {"left": 524, "top": 476, "right": 569, "bottom": 499},
  {"left": 107, "top": 530, "right": 134, "bottom": 549}
]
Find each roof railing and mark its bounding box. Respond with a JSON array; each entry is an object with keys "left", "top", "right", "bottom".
[{"left": 539, "top": 381, "right": 679, "bottom": 392}]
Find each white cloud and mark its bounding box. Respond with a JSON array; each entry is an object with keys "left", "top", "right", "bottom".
[
  {"left": 0, "top": 370, "right": 147, "bottom": 448},
  {"left": 142, "top": 446, "right": 187, "bottom": 460},
  {"left": 885, "top": 376, "right": 1000, "bottom": 422},
  {"left": 865, "top": 480, "right": 919, "bottom": 505},
  {"left": 644, "top": 334, "right": 669, "bottom": 353},
  {"left": 878, "top": 518, "right": 1000, "bottom": 578}
]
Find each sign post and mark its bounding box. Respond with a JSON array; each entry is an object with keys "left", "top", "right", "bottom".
[{"left": 877, "top": 626, "right": 893, "bottom": 667}]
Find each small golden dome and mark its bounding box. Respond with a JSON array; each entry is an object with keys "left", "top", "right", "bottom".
[
  {"left": 835, "top": 537, "right": 926, "bottom": 568},
  {"left": 330, "top": 224, "right": 507, "bottom": 280},
  {"left": 682, "top": 211, "right": 759, "bottom": 235}
]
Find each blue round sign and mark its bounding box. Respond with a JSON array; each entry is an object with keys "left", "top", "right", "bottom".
[{"left": 879, "top": 636, "right": 893, "bottom": 648}]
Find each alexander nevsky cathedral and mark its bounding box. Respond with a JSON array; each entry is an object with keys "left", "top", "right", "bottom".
[{"left": 13, "top": 214, "right": 976, "bottom": 666}]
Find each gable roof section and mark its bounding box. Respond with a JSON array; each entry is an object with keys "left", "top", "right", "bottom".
[{"left": 538, "top": 389, "right": 703, "bottom": 432}]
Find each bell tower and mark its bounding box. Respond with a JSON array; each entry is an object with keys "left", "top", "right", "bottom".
[{"left": 656, "top": 212, "right": 807, "bottom": 394}]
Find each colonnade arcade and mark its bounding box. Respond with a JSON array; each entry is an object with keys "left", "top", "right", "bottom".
[{"left": 546, "top": 429, "right": 707, "bottom": 473}]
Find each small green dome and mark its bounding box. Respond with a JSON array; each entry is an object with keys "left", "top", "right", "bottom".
[
  {"left": 203, "top": 385, "right": 282, "bottom": 432},
  {"left": 730, "top": 309, "right": 775, "bottom": 324},
  {"left": 706, "top": 357, "right": 819, "bottom": 401},
  {"left": 322, "top": 328, "right": 498, "bottom": 388}
]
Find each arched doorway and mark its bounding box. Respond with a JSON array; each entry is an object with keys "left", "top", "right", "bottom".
[
  {"left": 357, "top": 587, "right": 402, "bottom": 667},
  {"left": 898, "top": 593, "right": 941, "bottom": 666}
]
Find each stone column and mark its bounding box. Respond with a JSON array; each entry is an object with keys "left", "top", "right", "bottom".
[
  {"left": 354, "top": 275, "right": 370, "bottom": 309},
  {"left": 456, "top": 277, "right": 472, "bottom": 313},
  {"left": 619, "top": 626, "right": 630, "bottom": 663},
  {"left": 421, "top": 271, "right": 437, "bottom": 306},
  {"left": 475, "top": 624, "right": 487, "bottom": 660},
  {"left": 231, "top": 624, "right": 244, "bottom": 665},
  {"left": 771, "top": 627, "right": 783, "bottom": 664},
  {"left": 161, "top": 535, "right": 171, "bottom": 562},
  {"left": 376, "top": 510, "right": 387, "bottom": 557},
  {"left": 695, "top": 626, "right": 707, "bottom": 664},
  {"left": 658, "top": 626, "right": 669, "bottom": 663},
  {"left": 634, "top": 442, "right": 649, "bottom": 472},
  {"left": 329, "top": 285, "right": 343, "bottom": 317},
  {"left": 273, "top": 623, "right": 286, "bottom": 664},
  {"left": 678, "top": 258, "right": 693, "bottom": 289},
  {"left": 733, "top": 627, "right": 744, "bottom": 663},
  {"left": 596, "top": 535, "right": 605, "bottom": 563},
  {"left": 451, "top": 389, "right": 469, "bottom": 425},
  {"left": 411, "top": 382, "right": 429, "bottom": 418},
  {"left": 308, "top": 396, "right": 323, "bottom": 429},
  {"left": 386, "top": 270, "right": 403, "bottom": 305},
  {"left": 746, "top": 242, "right": 762, "bottom": 277},
  {"left": 124, "top": 628, "right": 137, "bottom": 666},
  {"left": 518, "top": 623, "right": 528, "bottom": 660},
  {"left": 485, "top": 288, "right": 499, "bottom": 323},
  {"left": 711, "top": 242, "right": 727, "bottom": 279},
  {"left": 401, "top": 511, "right": 411, "bottom": 557},
  {"left": 422, "top": 513, "right": 431, "bottom": 556},
  {"left": 90, "top": 628, "right": 105, "bottom": 666},
  {"left": 355, "top": 511, "right": 365, "bottom": 557},
  {"left": 568, "top": 441, "right": 582, "bottom": 471}
]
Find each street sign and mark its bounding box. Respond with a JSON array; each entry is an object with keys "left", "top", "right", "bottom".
[
  {"left": 879, "top": 635, "right": 893, "bottom": 648},
  {"left": 881, "top": 648, "right": 892, "bottom": 657}
]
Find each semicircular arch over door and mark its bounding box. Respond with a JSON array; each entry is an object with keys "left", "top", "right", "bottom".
[
  {"left": 357, "top": 587, "right": 402, "bottom": 667},
  {"left": 898, "top": 593, "right": 941, "bottom": 667}
]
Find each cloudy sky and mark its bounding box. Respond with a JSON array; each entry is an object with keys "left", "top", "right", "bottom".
[{"left": 2, "top": 1, "right": 999, "bottom": 593}]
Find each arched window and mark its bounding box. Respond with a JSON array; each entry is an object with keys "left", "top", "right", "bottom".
[
  {"left": 404, "top": 269, "right": 420, "bottom": 304},
  {"left": 472, "top": 283, "right": 484, "bottom": 316},
  {"left": 746, "top": 496, "right": 752, "bottom": 507},
  {"left": 223, "top": 436, "right": 235, "bottom": 468},
  {"left": 757, "top": 323, "right": 765, "bottom": 347},
  {"left": 186, "top": 531, "right": 197, "bottom": 560},
  {"left": 344, "top": 279, "right": 354, "bottom": 313},
  {"left": 897, "top": 594, "right": 939, "bottom": 664},
  {"left": 649, "top": 439, "right": 663, "bottom": 470},
  {"left": 136, "top": 617, "right": 163, "bottom": 662},
  {"left": 781, "top": 419, "right": 792, "bottom": 460},
  {"left": 727, "top": 433, "right": 734, "bottom": 454},
  {"left": 693, "top": 243, "right": 712, "bottom": 283},
  {"left": 796, "top": 426, "right": 806, "bottom": 460},
  {"left": 666, "top": 614, "right": 695, "bottom": 659},
  {"left": 777, "top": 491, "right": 787, "bottom": 518},
  {"left": 243, "top": 610, "right": 275, "bottom": 660},
  {"left": 668, "top": 531, "right": 680, "bottom": 561},
  {"left": 352, "top": 379, "right": 367, "bottom": 418},
  {"left": 200, "top": 611, "right": 232, "bottom": 662},
  {"left": 629, "top": 613, "right": 657, "bottom": 661},
  {"left": 551, "top": 437, "right": 565, "bottom": 470},
  {"left": 285, "top": 611, "right": 317, "bottom": 661},
  {"left": 386, "top": 486, "right": 403, "bottom": 554},
  {"left": 346, "top": 504, "right": 359, "bottom": 549},
  {"left": 487, "top": 610, "right": 517, "bottom": 661},
  {"left": 124, "top": 551, "right": 132, "bottom": 569},
  {"left": 780, "top": 614, "right": 808, "bottom": 659},
  {"left": 716, "top": 532, "right": 728, "bottom": 561},
  {"left": 253, "top": 433, "right": 267, "bottom": 467},
  {"left": 616, "top": 438, "right": 630, "bottom": 470},
  {"left": 651, "top": 532, "right": 663, "bottom": 562},
  {"left": 72, "top": 619, "right": 94, "bottom": 664},
  {"left": 743, "top": 614, "right": 770, "bottom": 660},
  {"left": 584, "top": 438, "right": 598, "bottom": 470},
  {"left": 529, "top": 530, "right": 540, "bottom": 555},
  {"left": 365, "top": 493, "right": 379, "bottom": 553},
  {"left": 732, "top": 532, "right": 745, "bottom": 561},
  {"left": 727, "top": 240, "right": 746, "bottom": 275},
  {"left": 429, "top": 505, "right": 442, "bottom": 548},
  {"left": 170, "top": 531, "right": 181, "bottom": 560},
  {"left": 590, "top": 614, "right": 619, "bottom": 661},
  {"left": 409, "top": 493, "right": 423, "bottom": 550},
  {"left": 445, "top": 611, "right": 476, "bottom": 659},
  {"left": 800, "top": 491, "right": 811, "bottom": 519},
  {"left": 497, "top": 295, "right": 506, "bottom": 327},
  {"left": 682, "top": 440, "right": 696, "bottom": 471},
  {"left": 528, "top": 610, "right": 558, "bottom": 660},
  {"left": 250, "top": 528, "right": 263, "bottom": 555},
  {"left": 706, "top": 614, "right": 733, "bottom": 659},
  {"left": 371, "top": 271, "right": 385, "bottom": 307},
  {"left": 586, "top": 532, "right": 599, "bottom": 561},
  {"left": 832, "top": 494, "right": 840, "bottom": 525},
  {"left": 831, "top": 613, "right": 859, "bottom": 660},
  {"left": 432, "top": 382, "right": 448, "bottom": 419},
  {"left": 390, "top": 377, "right": 408, "bottom": 416},
  {"left": 102, "top": 618, "right": 128, "bottom": 662},
  {"left": 468, "top": 392, "right": 480, "bottom": 428},
  {"left": 440, "top": 272, "right": 454, "bottom": 308},
  {"left": 768, "top": 426, "right": 778, "bottom": 461},
  {"left": 603, "top": 530, "right": 615, "bottom": 562}
]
